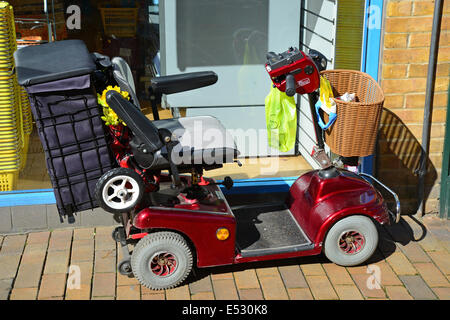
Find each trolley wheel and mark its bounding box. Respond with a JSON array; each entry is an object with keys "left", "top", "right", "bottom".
[
  {"left": 323, "top": 215, "right": 379, "bottom": 267},
  {"left": 112, "top": 226, "right": 123, "bottom": 243},
  {"left": 118, "top": 259, "right": 133, "bottom": 276},
  {"left": 131, "top": 231, "right": 193, "bottom": 290},
  {"left": 95, "top": 168, "right": 144, "bottom": 214}
]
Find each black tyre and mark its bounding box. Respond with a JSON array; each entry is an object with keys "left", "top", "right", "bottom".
[
  {"left": 95, "top": 168, "right": 144, "bottom": 214},
  {"left": 112, "top": 226, "right": 123, "bottom": 243},
  {"left": 131, "top": 231, "right": 193, "bottom": 290},
  {"left": 323, "top": 215, "right": 379, "bottom": 267},
  {"left": 118, "top": 259, "right": 133, "bottom": 276}
]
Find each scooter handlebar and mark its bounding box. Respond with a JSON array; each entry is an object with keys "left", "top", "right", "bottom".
[{"left": 285, "top": 74, "right": 296, "bottom": 97}]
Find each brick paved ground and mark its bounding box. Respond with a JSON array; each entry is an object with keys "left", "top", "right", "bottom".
[{"left": 0, "top": 214, "right": 449, "bottom": 300}]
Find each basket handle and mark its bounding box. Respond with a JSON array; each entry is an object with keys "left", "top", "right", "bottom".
[{"left": 314, "top": 99, "right": 337, "bottom": 130}]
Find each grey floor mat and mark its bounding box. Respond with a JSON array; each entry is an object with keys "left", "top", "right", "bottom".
[{"left": 234, "top": 204, "right": 310, "bottom": 252}]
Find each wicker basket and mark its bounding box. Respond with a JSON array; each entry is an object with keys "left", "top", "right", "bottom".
[{"left": 321, "top": 70, "right": 384, "bottom": 157}]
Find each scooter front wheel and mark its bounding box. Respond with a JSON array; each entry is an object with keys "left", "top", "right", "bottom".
[
  {"left": 95, "top": 168, "right": 144, "bottom": 214},
  {"left": 131, "top": 231, "right": 193, "bottom": 290},
  {"left": 323, "top": 215, "right": 378, "bottom": 267}
]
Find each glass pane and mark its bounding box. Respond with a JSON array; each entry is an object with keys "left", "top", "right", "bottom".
[{"left": 176, "top": 0, "right": 269, "bottom": 70}]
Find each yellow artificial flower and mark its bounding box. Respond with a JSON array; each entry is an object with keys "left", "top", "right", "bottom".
[{"left": 98, "top": 86, "right": 130, "bottom": 126}]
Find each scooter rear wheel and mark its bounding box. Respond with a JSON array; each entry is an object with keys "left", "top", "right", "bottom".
[
  {"left": 131, "top": 231, "right": 193, "bottom": 290},
  {"left": 323, "top": 215, "right": 378, "bottom": 267}
]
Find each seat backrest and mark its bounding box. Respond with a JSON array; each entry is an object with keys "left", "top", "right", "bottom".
[{"left": 111, "top": 57, "right": 141, "bottom": 109}]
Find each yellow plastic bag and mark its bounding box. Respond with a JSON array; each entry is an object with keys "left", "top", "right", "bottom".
[
  {"left": 315, "top": 76, "right": 337, "bottom": 130},
  {"left": 265, "top": 86, "right": 297, "bottom": 152},
  {"left": 318, "top": 76, "right": 335, "bottom": 112}
]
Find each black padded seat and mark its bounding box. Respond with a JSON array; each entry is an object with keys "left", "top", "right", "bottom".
[
  {"left": 151, "top": 71, "right": 218, "bottom": 95},
  {"left": 151, "top": 116, "right": 239, "bottom": 169},
  {"left": 105, "top": 91, "right": 239, "bottom": 170}
]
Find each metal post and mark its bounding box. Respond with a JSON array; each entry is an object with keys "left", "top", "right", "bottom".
[
  {"left": 43, "top": 0, "right": 53, "bottom": 42},
  {"left": 417, "top": 0, "right": 444, "bottom": 217}
]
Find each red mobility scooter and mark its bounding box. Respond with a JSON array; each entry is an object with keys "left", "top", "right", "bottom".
[{"left": 97, "top": 47, "right": 400, "bottom": 290}]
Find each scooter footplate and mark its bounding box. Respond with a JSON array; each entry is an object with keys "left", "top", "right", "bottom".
[{"left": 234, "top": 203, "right": 313, "bottom": 257}]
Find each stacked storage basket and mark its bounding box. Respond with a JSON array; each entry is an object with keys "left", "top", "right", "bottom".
[
  {"left": 0, "top": 2, "right": 31, "bottom": 190},
  {"left": 14, "top": 40, "right": 116, "bottom": 217}
]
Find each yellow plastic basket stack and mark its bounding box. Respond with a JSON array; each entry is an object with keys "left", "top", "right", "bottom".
[{"left": 0, "top": 2, "right": 28, "bottom": 190}]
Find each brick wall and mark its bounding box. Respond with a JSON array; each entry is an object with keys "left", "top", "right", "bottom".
[{"left": 377, "top": 0, "right": 449, "bottom": 214}]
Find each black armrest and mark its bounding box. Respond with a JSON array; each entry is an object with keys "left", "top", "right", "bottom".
[
  {"left": 105, "top": 91, "right": 163, "bottom": 153},
  {"left": 151, "top": 71, "right": 218, "bottom": 95}
]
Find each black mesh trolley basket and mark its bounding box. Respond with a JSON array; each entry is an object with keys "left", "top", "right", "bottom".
[{"left": 14, "top": 40, "right": 116, "bottom": 218}]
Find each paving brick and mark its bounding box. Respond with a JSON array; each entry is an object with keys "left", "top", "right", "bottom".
[
  {"left": 0, "top": 279, "right": 13, "bottom": 300},
  {"left": 345, "top": 264, "right": 369, "bottom": 275},
  {"left": 68, "top": 261, "right": 93, "bottom": 286},
  {"left": 323, "top": 264, "right": 354, "bottom": 286},
  {"left": 165, "top": 285, "right": 190, "bottom": 300},
  {"left": 95, "top": 226, "right": 116, "bottom": 238},
  {"left": 333, "top": 285, "right": 364, "bottom": 300},
  {"left": 255, "top": 267, "right": 279, "bottom": 278},
  {"left": 399, "top": 275, "right": 437, "bottom": 300},
  {"left": 9, "top": 287, "right": 38, "bottom": 300},
  {"left": 414, "top": 263, "right": 450, "bottom": 288},
  {"left": 427, "top": 251, "right": 450, "bottom": 275},
  {"left": 419, "top": 233, "right": 446, "bottom": 252},
  {"left": 73, "top": 228, "right": 95, "bottom": 240},
  {"left": 398, "top": 242, "right": 431, "bottom": 263},
  {"left": 351, "top": 274, "right": 386, "bottom": 299},
  {"left": 278, "top": 265, "right": 308, "bottom": 288},
  {"left": 189, "top": 275, "right": 213, "bottom": 294},
  {"left": 65, "top": 284, "right": 91, "bottom": 300},
  {"left": 286, "top": 288, "right": 314, "bottom": 300},
  {"left": 233, "top": 269, "right": 260, "bottom": 289},
  {"left": 376, "top": 261, "right": 403, "bottom": 286},
  {"left": 71, "top": 239, "right": 94, "bottom": 262},
  {"left": 0, "top": 234, "right": 27, "bottom": 256},
  {"left": 211, "top": 271, "right": 234, "bottom": 281},
  {"left": 0, "top": 254, "right": 21, "bottom": 280},
  {"left": 305, "top": 275, "right": 338, "bottom": 300},
  {"left": 92, "top": 272, "right": 116, "bottom": 298},
  {"left": 116, "top": 284, "right": 140, "bottom": 300},
  {"left": 91, "top": 296, "right": 114, "bottom": 300},
  {"left": 238, "top": 288, "right": 264, "bottom": 300},
  {"left": 432, "top": 287, "right": 450, "bottom": 300},
  {"left": 385, "top": 286, "right": 413, "bottom": 300},
  {"left": 27, "top": 231, "right": 50, "bottom": 245},
  {"left": 257, "top": 269, "right": 289, "bottom": 300},
  {"left": 212, "top": 279, "right": 239, "bottom": 300},
  {"left": 191, "top": 291, "right": 215, "bottom": 300},
  {"left": 47, "top": 229, "right": 73, "bottom": 252},
  {"left": 141, "top": 287, "right": 165, "bottom": 300},
  {"left": 95, "top": 236, "right": 116, "bottom": 251},
  {"left": 94, "top": 249, "right": 116, "bottom": 273},
  {"left": 38, "top": 273, "right": 66, "bottom": 299},
  {"left": 44, "top": 250, "right": 70, "bottom": 274},
  {"left": 14, "top": 247, "right": 47, "bottom": 288},
  {"left": 300, "top": 263, "right": 325, "bottom": 276},
  {"left": 117, "top": 273, "right": 140, "bottom": 286},
  {"left": 386, "top": 251, "right": 417, "bottom": 275}
]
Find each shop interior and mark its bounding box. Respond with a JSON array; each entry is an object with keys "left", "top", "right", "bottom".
[{"left": 6, "top": 0, "right": 309, "bottom": 191}]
